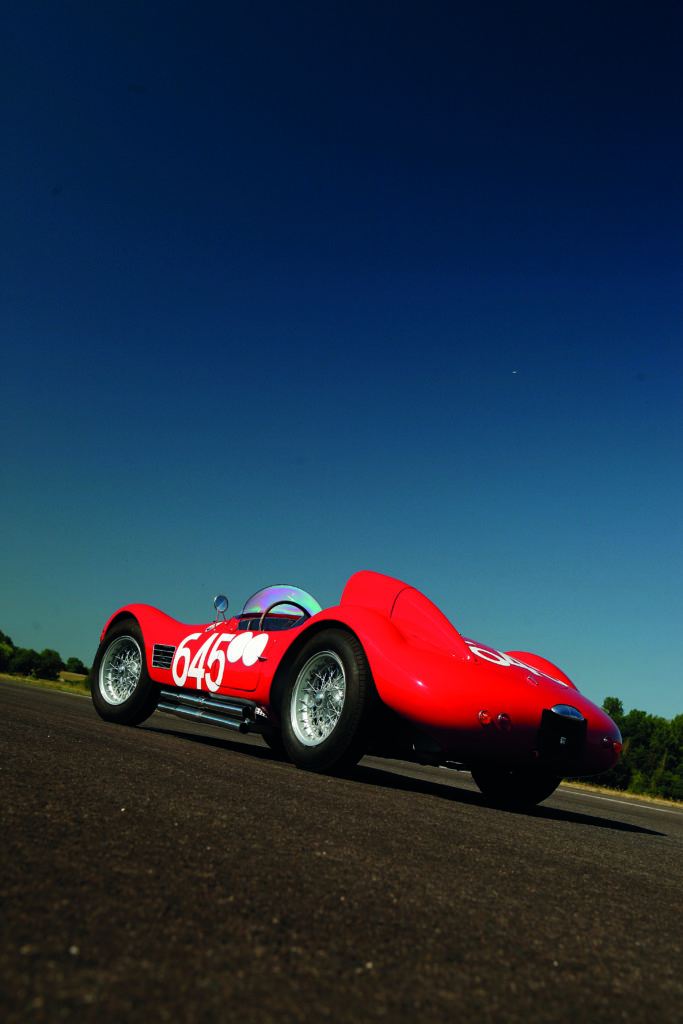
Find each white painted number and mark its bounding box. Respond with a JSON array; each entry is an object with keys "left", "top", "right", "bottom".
[
  {"left": 465, "top": 643, "right": 566, "bottom": 685},
  {"left": 204, "top": 633, "right": 232, "bottom": 692},
  {"left": 172, "top": 632, "right": 201, "bottom": 686},
  {"left": 187, "top": 635, "right": 217, "bottom": 688}
]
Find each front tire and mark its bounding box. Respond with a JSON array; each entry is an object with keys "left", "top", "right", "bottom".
[
  {"left": 91, "top": 618, "right": 159, "bottom": 726},
  {"left": 471, "top": 767, "right": 560, "bottom": 808},
  {"left": 282, "top": 629, "right": 375, "bottom": 772}
]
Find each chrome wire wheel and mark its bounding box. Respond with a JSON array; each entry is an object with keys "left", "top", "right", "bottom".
[
  {"left": 99, "top": 636, "right": 143, "bottom": 706},
  {"left": 290, "top": 651, "right": 346, "bottom": 746}
]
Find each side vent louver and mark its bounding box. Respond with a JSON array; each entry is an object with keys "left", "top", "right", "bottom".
[{"left": 152, "top": 644, "right": 176, "bottom": 670}]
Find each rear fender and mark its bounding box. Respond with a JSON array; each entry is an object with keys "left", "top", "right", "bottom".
[
  {"left": 266, "top": 609, "right": 404, "bottom": 721},
  {"left": 340, "top": 570, "right": 473, "bottom": 659},
  {"left": 277, "top": 605, "right": 468, "bottom": 722}
]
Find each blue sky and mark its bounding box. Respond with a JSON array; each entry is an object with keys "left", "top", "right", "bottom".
[{"left": 2, "top": 1, "right": 681, "bottom": 717}]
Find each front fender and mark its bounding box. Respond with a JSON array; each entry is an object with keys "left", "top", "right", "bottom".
[
  {"left": 100, "top": 604, "right": 191, "bottom": 643},
  {"left": 98, "top": 605, "right": 208, "bottom": 681}
]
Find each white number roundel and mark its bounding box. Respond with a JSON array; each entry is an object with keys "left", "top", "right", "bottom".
[
  {"left": 226, "top": 631, "right": 253, "bottom": 664},
  {"left": 242, "top": 633, "right": 268, "bottom": 667}
]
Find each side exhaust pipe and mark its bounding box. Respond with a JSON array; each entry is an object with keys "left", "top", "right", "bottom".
[{"left": 157, "top": 687, "right": 257, "bottom": 733}]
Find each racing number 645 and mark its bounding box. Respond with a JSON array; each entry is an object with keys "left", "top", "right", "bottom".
[{"left": 172, "top": 631, "right": 268, "bottom": 691}]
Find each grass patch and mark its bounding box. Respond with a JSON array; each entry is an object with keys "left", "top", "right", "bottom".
[
  {"left": 0, "top": 672, "right": 90, "bottom": 696},
  {"left": 560, "top": 778, "right": 682, "bottom": 808},
  {"left": 60, "top": 671, "right": 88, "bottom": 683}
]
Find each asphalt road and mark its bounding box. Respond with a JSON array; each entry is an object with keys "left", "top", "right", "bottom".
[{"left": 2, "top": 679, "right": 682, "bottom": 1024}]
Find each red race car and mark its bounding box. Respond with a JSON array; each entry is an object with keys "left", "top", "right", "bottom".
[{"left": 91, "top": 570, "right": 622, "bottom": 807}]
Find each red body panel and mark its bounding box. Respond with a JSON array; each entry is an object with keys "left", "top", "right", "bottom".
[{"left": 100, "top": 572, "right": 621, "bottom": 777}]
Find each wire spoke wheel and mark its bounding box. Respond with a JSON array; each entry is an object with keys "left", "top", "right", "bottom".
[
  {"left": 282, "top": 628, "right": 375, "bottom": 772},
  {"left": 99, "top": 636, "right": 143, "bottom": 705},
  {"left": 91, "top": 618, "right": 159, "bottom": 726},
  {"left": 291, "top": 651, "right": 346, "bottom": 746}
]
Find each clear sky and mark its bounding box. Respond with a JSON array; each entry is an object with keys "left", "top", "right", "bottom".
[{"left": 2, "top": 1, "right": 681, "bottom": 718}]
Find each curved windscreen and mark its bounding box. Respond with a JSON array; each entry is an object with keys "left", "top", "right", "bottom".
[{"left": 241, "top": 585, "right": 322, "bottom": 618}]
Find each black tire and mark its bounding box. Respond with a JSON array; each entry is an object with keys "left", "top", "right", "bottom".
[
  {"left": 260, "top": 725, "right": 288, "bottom": 760},
  {"left": 471, "top": 767, "right": 561, "bottom": 808},
  {"left": 281, "top": 628, "right": 375, "bottom": 772},
  {"left": 91, "top": 618, "right": 159, "bottom": 726}
]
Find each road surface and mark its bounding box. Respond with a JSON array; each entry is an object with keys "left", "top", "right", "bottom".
[{"left": 2, "top": 679, "right": 682, "bottom": 1023}]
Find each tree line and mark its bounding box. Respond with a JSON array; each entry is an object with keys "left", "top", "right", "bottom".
[
  {"left": 1, "top": 626, "right": 680, "bottom": 801},
  {"left": 0, "top": 629, "right": 89, "bottom": 681},
  {"left": 581, "top": 697, "right": 683, "bottom": 802}
]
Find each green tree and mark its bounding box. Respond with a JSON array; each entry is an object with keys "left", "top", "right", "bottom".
[
  {"left": 9, "top": 648, "right": 41, "bottom": 676},
  {"left": 0, "top": 641, "right": 13, "bottom": 672},
  {"left": 588, "top": 696, "right": 631, "bottom": 789},
  {"left": 656, "top": 770, "right": 683, "bottom": 802},
  {"left": 65, "top": 657, "right": 88, "bottom": 674},
  {"left": 585, "top": 700, "right": 683, "bottom": 800},
  {"left": 37, "top": 649, "right": 65, "bottom": 681},
  {"left": 602, "top": 696, "right": 624, "bottom": 722}
]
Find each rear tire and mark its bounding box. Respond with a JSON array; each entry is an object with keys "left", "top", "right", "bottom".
[
  {"left": 91, "top": 618, "right": 159, "bottom": 726},
  {"left": 260, "top": 725, "right": 288, "bottom": 759},
  {"left": 282, "top": 629, "right": 375, "bottom": 772},
  {"left": 471, "top": 767, "right": 560, "bottom": 808}
]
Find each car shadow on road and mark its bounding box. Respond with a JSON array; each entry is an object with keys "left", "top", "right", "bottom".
[
  {"left": 143, "top": 722, "right": 282, "bottom": 755},
  {"left": 352, "top": 763, "right": 666, "bottom": 836},
  {"left": 143, "top": 720, "right": 665, "bottom": 838}
]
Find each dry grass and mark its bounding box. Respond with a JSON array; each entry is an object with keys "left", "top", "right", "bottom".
[
  {"left": 59, "top": 670, "right": 88, "bottom": 683},
  {"left": 560, "top": 778, "right": 682, "bottom": 808},
  {"left": 0, "top": 672, "right": 89, "bottom": 696}
]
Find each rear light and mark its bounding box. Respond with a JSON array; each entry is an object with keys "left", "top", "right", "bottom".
[
  {"left": 602, "top": 737, "right": 623, "bottom": 755},
  {"left": 478, "top": 710, "right": 512, "bottom": 730}
]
